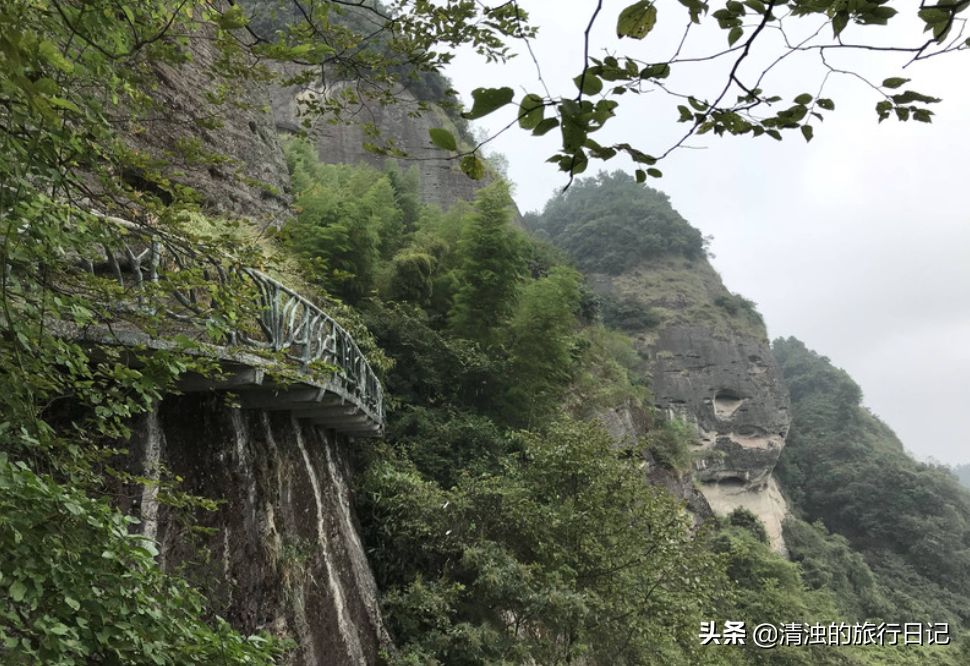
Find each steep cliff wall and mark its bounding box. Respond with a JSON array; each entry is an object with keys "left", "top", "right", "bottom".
[
  {"left": 125, "top": 396, "right": 390, "bottom": 666},
  {"left": 123, "top": 33, "right": 292, "bottom": 224},
  {"left": 589, "top": 256, "right": 792, "bottom": 553},
  {"left": 271, "top": 78, "right": 503, "bottom": 212},
  {"left": 108, "top": 32, "right": 398, "bottom": 665}
]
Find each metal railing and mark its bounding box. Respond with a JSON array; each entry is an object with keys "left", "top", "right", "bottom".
[{"left": 81, "top": 216, "right": 384, "bottom": 425}]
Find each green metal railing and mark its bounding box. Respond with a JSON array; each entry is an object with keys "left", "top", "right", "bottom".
[{"left": 82, "top": 216, "right": 384, "bottom": 426}]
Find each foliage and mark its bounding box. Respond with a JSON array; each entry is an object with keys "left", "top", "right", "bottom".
[
  {"left": 599, "top": 292, "right": 663, "bottom": 331},
  {"left": 427, "top": 0, "right": 962, "bottom": 180},
  {"left": 952, "top": 463, "right": 970, "bottom": 491},
  {"left": 783, "top": 517, "right": 896, "bottom": 622},
  {"left": 449, "top": 181, "right": 530, "bottom": 345},
  {"left": 773, "top": 336, "right": 970, "bottom": 626},
  {"left": 0, "top": 454, "right": 285, "bottom": 665},
  {"left": 714, "top": 293, "right": 764, "bottom": 327},
  {"left": 361, "top": 301, "right": 500, "bottom": 412},
  {"left": 726, "top": 508, "right": 769, "bottom": 545},
  {"left": 525, "top": 171, "right": 707, "bottom": 274},
  {"left": 359, "top": 420, "right": 725, "bottom": 666},
  {"left": 385, "top": 406, "right": 514, "bottom": 489},
  {"left": 646, "top": 416, "right": 695, "bottom": 474},
  {"left": 504, "top": 266, "right": 584, "bottom": 425},
  {"left": 286, "top": 138, "right": 407, "bottom": 301},
  {"left": 569, "top": 324, "right": 651, "bottom": 416}
]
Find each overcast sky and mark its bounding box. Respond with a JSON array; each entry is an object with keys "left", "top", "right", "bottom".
[{"left": 447, "top": 0, "right": 970, "bottom": 465}]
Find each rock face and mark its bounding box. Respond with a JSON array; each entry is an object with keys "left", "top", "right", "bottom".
[
  {"left": 594, "top": 400, "right": 715, "bottom": 523},
  {"left": 649, "top": 323, "right": 791, "bottom": 552},
  {"left": 589, "top": 256, "right": 792, "bottom": 553},
  {"left": 124, "top": 35, "right": 292, "bottom": 225},
  {"left": 650, "top": 324, "right": 790, "bottom": 488},
  {"left": 124, "top": 395, "right": 390, "bottom": 666},
  {"left": 270, "top": 77, "right": 503, "bottom": 212}
]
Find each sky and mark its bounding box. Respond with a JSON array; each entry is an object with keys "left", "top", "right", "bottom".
[{"left": 445, "top": 0, "right": 970, "bottom": 465}]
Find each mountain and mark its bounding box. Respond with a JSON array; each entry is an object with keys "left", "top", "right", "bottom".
[{"left": 526, "top": 171, "right": 793, "bottom": 552}]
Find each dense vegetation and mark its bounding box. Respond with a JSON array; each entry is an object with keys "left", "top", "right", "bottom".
[
  {"left": 283, "top": 142, "right": 970, "bottom": 665},
  {"left": 523, "top": 171, "right": 708, "bottom": 275},
  {"left": 5, "top": 0, "right": 968, "bottom": 665},
  {"left": 774, "top": 337, "right": 970, "bottom": 629}
]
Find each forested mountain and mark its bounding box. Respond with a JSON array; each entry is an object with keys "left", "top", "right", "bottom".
[
  {"left": 283, "top": 145, "right": 970, "bottom": 664},
  {"left": 524, "top": 171, "right": 707, "bottom": 275},
  {"left": 5, "top": 2, "right": 969, "bottom": 665},
  {"left": 774, "top": 338, "right": 970, "bottom": 627}
]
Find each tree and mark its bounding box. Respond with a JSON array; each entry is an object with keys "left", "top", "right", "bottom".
[
  {"left": 505, "top": 265, "right": 583, "bottom": 424},
  {"left": 448, "top": 181, "right": 529, "bottom": 345},
  {"left": 525, "top": 170, "right": 706, "bottom": 274},
  {"left": 2, "top": 1, "right": 969, "bottom": 663},
  {"left": 360, "top": 420, "right": 725, "bottom": 666}
]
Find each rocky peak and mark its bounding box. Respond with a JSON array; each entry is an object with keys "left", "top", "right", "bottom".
[{"left": 590, "top": 256, "right": 792, "bottom": 553}]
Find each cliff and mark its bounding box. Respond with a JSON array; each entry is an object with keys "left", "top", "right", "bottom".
[
  {"left": 124, "top": 33, "right": 292, "bottom": 225},
  {"left": 525, "top": 173, "right": 793, "bottom": 553},
  {"left": 588, "top": 255, "right": 792, "bottom": 553},
  {"left": 123, "top": 395, "right": 391, "bottom": 666},
  {"left": 104, "top": 33, "right": 393, "bottom": 666},
  {"left": 270, "top": 75, "right": 505, "bottom": 212}
]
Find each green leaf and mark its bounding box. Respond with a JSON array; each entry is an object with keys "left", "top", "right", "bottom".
[
  {"left": 532, "top": 117, "right": 560, "bottom": 136},
  {"left": 744, "top": 0, "right": 766, "bottom": 14},
  {"left": 518, "top": 94, "right": 545, "bottom": 129},
  {"left": 833, "top": 12, "right": 849, "bottom": 37},
  {"left": 647, "top": 167, "right": 663, "bottom": 178},
  {"left": 49, "top": 97, "right": 81, "bottom": 114},
  {"left": 463, "top": 87, "right": 515, "bottom": 120},
  {"left": 10, "top": 580, "right": 26, "bottom": 602},
  {"left": 561, "top": 115, "right": 588, "bottom": 153},
  {"left": 688, "top": 97, "right": 708, "bottom": 112},
  {"left": 677, "top": 105, "right": 693, "bottom": 122},
  {"left": 882, "top": 77, "right": 909, "bottom": 89},
  {"left": 573, "top": 73, "right": 604, "bottom": 96},
  {"left": 800, "top": 125, "right": 814, "bottom": 142},
  {"left": 794, "top": 93, "right": 812, "bottom": 105},
  {"left": 429, "top": 128, "right": 457, "bottom": 152},
  {"left": 639, "top": 63, "right": 671, "bottom": 79},
  {"left": 635, "top": 169, "right": 647, "bottom": 183},
  {"left": 871, "top": 6, "right": 897, "bottom": 20},
  {"left": 875, "top": 100, "right": 893, "bottom": 122},
  {"left": 38, "top": 41, "right": 73, "bottom": 74},
  {"left": 817, "top": 98, "right": 835, "bottom": 111},
  {"left": 216, "top": 6, "right": 249, "bottom": 30},
  {"left": 919, "top": 8, "right": 949, "bottom": 24},
  {"left": 617, "top": 1, "right": 658, "bottom": 39},
  {"left": 728, "top": 27, "right": 744, "bottom": 45},
  {"left": 460, "top": 154, "right": 485, "bottom": 180}
]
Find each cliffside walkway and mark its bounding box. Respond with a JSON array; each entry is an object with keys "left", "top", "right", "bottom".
[{"left": 79, "top": 217, "right": 384, "bottom": 437}]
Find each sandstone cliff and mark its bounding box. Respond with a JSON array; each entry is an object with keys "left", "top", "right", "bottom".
[
  {"left": 124, "top": 37, "right": 291, "bottom": 225},
  {"left": 124, "top": 396, "right": 391, "bottom": 666},
  {"left": 589, "top": 255, "right": 792, "bottom": 553},
  {"left": 270, "top": 76, "right": 505, "bottom": 212},
  {"left": 111, "top": 35, "right": 392, "bottom": 666}
]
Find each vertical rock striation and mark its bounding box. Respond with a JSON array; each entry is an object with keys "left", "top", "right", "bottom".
[{"left": 126, "top": 394, "right": 390, "bottom": 666}]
